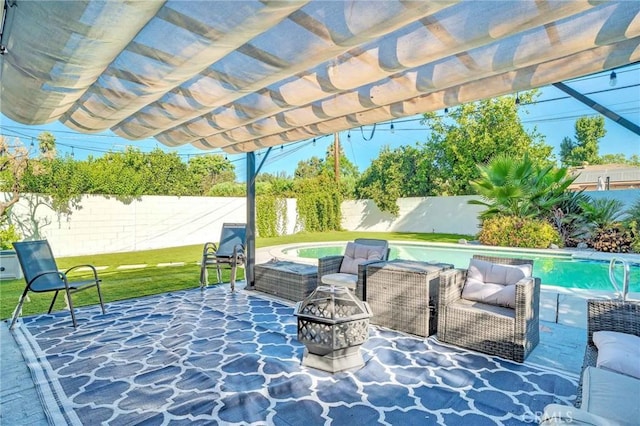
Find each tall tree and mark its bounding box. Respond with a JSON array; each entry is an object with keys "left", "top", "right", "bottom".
[
  {"left": 356, "top": 145, "right": 434, "bottom": 215},
  {"left": 0, "top": 137, "right": 30, "bottom": 218},
  {"left": 37, "top": 131, "right": 56, "bottom": 155},
  {"left": 356, "top": 91, "right": 553, "bottom": 214},
  {"left": 424, "top": 92, "right": 552, "bottom": 195},
  {"left": 187, "top": 154, "right": 236, "bottom": 194},
  {"left": 559, "top": 116, "right": 606, "bottom": 166}
]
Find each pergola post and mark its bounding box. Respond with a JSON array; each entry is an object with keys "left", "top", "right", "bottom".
[{"left": 246, "top": 152, "right": 256, "bottom": 289}]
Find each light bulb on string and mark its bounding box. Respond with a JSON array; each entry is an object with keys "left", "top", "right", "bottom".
[
  {"left": 390, "top": 122, "right": 395, "bottom": 134},
  {"left": 609, "top": 71, "right": 617, "bottom": 87}
]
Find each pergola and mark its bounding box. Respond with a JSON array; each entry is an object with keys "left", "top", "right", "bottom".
[{"left": 1, "top": 0, "right": 639, "bottom": 286}]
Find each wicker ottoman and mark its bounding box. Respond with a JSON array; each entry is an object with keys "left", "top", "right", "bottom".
[
  {"left": 254, "top": 261, "right": 318, "bottom": 302},
  {"left": 365, "top": 259, "right": 453, "bottom": 337}
]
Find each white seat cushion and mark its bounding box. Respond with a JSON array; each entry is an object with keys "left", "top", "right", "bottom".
[
  {"left": 461, "top": 258, "right": 532, "bottom": 308},
  {"left": 593, "top": 331, "right": 640, "bottom": 379},
  {"left": 321, "top": 273, "right": 358, "bottom": 288}
]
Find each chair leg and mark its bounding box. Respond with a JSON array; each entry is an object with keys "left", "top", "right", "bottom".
[
  {"left": 96, "top": 282, "right": 106, "bottom": 315},
  {"left": 48, "top": 291, "right": 59, "bottom": 313},
  {"left": 199, "top": 259, "right": 208, "bottom": 288},
  {"left": 230, "top": 263, "right": 236, "bottom": 292},
  {"left": 65, "top": 288, "right": 78, "bottom": 328},
  {"left": 9, "top": 290, "right": 30, "bottom": 330},
  {"left": 216, "top": 263, "right": 222, "bottom": 284}
]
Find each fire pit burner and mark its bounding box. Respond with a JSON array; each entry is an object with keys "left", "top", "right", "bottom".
[{"left": 294, "top": 285, "right": 372, "bottom": 373}]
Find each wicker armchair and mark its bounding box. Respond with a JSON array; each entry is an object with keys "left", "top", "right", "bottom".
[
  {"left": 575, "top": 299, "right": 640, "bottom": 407},
  {"left": 437, "top": 255, "right": 540, "bottom": 362},
  {"left": 318, "top": 238, "right": 389, "bottom": 300}
]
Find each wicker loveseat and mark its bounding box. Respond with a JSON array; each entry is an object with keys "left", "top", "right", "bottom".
[{"left": 437, "top": 255, "right": 540, "bottom": 362}]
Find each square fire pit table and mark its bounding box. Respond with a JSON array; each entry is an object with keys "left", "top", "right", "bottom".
[
  {"left": 365, "top": 259, "right": 453, "bottom": 337},
  {"left": 254, "top": 260, "right": 318, "bottom": 302}
]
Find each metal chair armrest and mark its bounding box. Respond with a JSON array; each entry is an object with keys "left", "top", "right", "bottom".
[{"left": 64, "top": 264, "right": 100, "bottom": 281}]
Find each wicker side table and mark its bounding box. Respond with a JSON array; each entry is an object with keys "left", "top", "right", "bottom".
[
  {"left": 365, "top": 259, "right": 453, "bottom": 337},
  {"left": 254, "top": 261, "right": 318, "bottom": 302}
]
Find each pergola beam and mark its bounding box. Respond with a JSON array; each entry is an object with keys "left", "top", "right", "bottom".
[{"left": 552, "top": 82, "right": 640, "bottom": 136}]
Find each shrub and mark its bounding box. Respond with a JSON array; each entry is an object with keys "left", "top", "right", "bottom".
[
  {"left": 256, "top": 195, "right": 286, "bottom": 238},
  {"left": 0, "top": 224, "right": 21, "bottom": 250},
  {"left": 478, "top": 215, "right": 561, "bottom": 249}
]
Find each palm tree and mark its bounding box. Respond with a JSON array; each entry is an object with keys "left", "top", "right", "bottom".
[{"left": 468, "top": 154, "right": 576, "bottom": 219}]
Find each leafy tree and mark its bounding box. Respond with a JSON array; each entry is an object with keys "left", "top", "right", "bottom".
[
  {"left": 82, "top": 147, "right": 192, "bottom": 196},
  {"left": 188, "top": 154, "right": 235, "bottom": 194},
  {"left": 256, "top": 172, "right": 294, "bottom": 196},
  {"left": 424, "top": 92, "right": 552, "bottom": 195},
  {"left": 600, "top": 153, "right": 640, "bottom": 165},
  {"left": 356, "top": 91, "right": 552, "bottom": 214},
  {"left": 559, "top": 116, "right": 606, "bottom": 166},
  {"left": 37, "top": 131, "right": 56, "bottom": 155},
  {"left": 143, "top": 148, "right": 191, "bottom": 195},
  {"left": 356, "top": 145, "right": 434, "bottom": 215},
  {"left": 208, "top": 181, "right": 246, "bottom": 196},
  {"left": 1, "top": 136, "right": 83, "bottom": 242},
  {"left": 295, "top": 156, "right": 325, "bottom": 179},
  {"left": 21, "top": 155, "right": 88, "bottom": 213},
  {"left": 0, "top": 136, "right": 30, "bottom": 218}
]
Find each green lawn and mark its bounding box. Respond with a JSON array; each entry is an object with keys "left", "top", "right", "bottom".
[{"left": 0, "top": 231, "right": 471, "bottom": 320}]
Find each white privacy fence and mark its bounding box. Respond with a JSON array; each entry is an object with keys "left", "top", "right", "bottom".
[{"left": 2, "top": 190, "right": 638, "bottom": 257}]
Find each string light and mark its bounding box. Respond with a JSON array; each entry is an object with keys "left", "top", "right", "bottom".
[
  {"left": 515, "top": 92, "right": 520, "bottom": 105},
  {"left": 390, "top": 122, "right": 395, "bottom": 134},
  {"left": 444, "top": 107, "right": 449, "bottom": 114},
  {"left": 609, "top": 71, "right": 617, "bottom": 87}
]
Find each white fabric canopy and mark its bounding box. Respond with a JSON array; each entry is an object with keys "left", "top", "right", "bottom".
[{"left": 1, "top": 0, "right": 639, "bottom": 153}]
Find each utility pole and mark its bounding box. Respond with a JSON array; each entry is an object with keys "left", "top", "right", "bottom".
[{"left": 333, "top": 132, "right": 340, "bottom": 183}]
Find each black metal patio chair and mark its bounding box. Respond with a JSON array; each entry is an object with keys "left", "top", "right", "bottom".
[
  {"left": 199, "top": 223, "right": 246, "bottom": 291},
  {"left": 10, "top": 239, "right": 105, "bottom": 329}
]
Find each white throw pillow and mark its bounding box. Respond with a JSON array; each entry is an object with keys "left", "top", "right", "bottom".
[
  {"left": 339, "top": 242, "right": 384, "bottom": 275},
  {"left": 461, "top": 258, "right": 532, "bottom": 308},
  {"left": 593, "top": 331, "right": 640, "bottom": 379}
]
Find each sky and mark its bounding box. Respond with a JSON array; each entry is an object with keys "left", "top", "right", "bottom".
[{"left": 1, "top": 66, "right": 638, "bottom": 182}]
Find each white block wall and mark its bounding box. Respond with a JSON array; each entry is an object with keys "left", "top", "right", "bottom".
[
  {"left": 8, "top": 194, "right": 247, "bottom": 257},
  {"left": 341, "top": 196, "right": 485, "bottom": 236},
  {"left": 4, "top": 189, "right": 637, "bottom": 257}
]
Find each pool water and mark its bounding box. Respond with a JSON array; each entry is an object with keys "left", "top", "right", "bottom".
[{"left": 287, "top": 243, "right": 640, "bottom": 293}]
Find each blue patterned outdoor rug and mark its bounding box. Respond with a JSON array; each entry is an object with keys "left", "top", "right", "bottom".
[{"left": 12, "top": 286, "right": 577, "bottom": 425}]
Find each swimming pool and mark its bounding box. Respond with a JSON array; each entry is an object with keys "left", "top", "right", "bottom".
[{"left": 284, "top": 243, "right": 640, "bottom": 293}]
